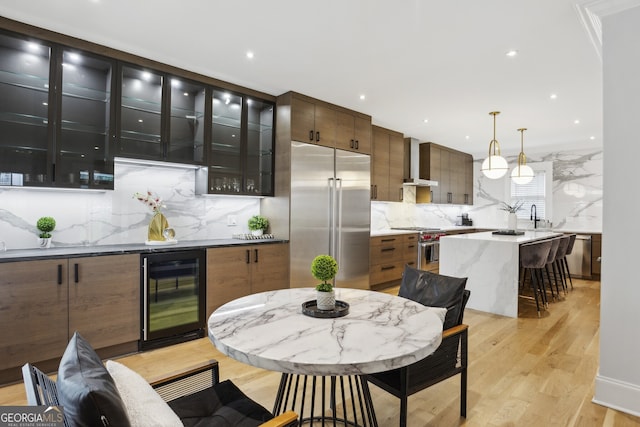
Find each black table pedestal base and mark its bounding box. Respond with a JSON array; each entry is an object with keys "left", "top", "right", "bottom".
[{"left": 273, "top": 373, "right": 378, "bottom": 427}]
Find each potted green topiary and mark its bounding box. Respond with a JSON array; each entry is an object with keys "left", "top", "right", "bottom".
[
  {"left": 248, "top": 215, "right": 269, "bottom": 236},
  {"left": 311, "top": 254, "right": 338, "bottom": 310},
  {"left": 36, "top": 216, "right": 56, "bottom": 248}
]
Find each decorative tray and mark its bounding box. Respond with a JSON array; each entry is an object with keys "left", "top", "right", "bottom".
[
  {"left": 302, "top": 300, "right": 350, "bottom": 318},
  {"left": 145, "top": 239, "right": 178, "bottom": 245},
  {"left": 232, "top": 233, "right": 275, "bottom": 240},
  {"left": 492, "top": 230, "right": 524, "bottom": 236}
]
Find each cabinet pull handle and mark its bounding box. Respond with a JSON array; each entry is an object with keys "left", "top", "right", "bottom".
[
  {"left": 309, "top": 130, "right": 314, "bottom": 141},
  {"left": 254, "top": 249, "right": 259, "bottom": 263},
  {"left": 381, "top": 238, "right": 396, "bottom": 243},
  {"left": 381, "top": 266, "right": 395, "bottom": 271},
  {"left": 400, "top": 188, "right": 403, "bottom": 201},
  {"left": 407, "top": 244, "right": 415, "bottom": 249},
  {"left": 316, "top": 131, "right": 320, "bottom": 142},
  {"left": 350, "top": 139, "right": 354, "bottom": 149},
  {"left": 246, "top": 250, "right": 250, "bottom": 264},
  {"left": 355, "top": 140, "right": 359, "bottom": 149},
  {"left": 381, "top": 247, "right": 396, "bottom": 252},
  {"left": 74, "top": 263, "right": 79, "bottom": 283},
  {"left": 57, "top": 264, "right": 62, "bottom": 285}
]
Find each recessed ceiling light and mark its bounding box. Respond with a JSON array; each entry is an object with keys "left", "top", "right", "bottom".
[
  {"left": 465, "top": 135, "right": 470, "bottom": 140},
  {"left": 505, "top": 50, "right": 518, "bottom": 57},
  {"left": 550, "top": 93, "right": 558, "bottom": 100},
  {"left": 423, "top": 119, "right": 428, "bottom": 123},
  {"left": 574, "top": 119, "right": 581, "bottom": 124},
  {"left": 359, "top": 94, "right": 366, "bottom": 100},
  {"left": 590, "top": 136, "right": 596, "bottom": 140},
  {"left": 246, "top": 51, "right": 254, "bottom": 59}
]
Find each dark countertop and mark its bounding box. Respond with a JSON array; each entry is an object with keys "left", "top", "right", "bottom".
[{"left": 0, "top": 238, "right": 288, "bottom": 263}]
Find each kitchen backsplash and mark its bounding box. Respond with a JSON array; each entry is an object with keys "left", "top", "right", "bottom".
[
  {"left": 0, "top": 161, "right": 260, "bottom": 250},
  {"left": 372, "top": 146, "right": 603, "bottom": 233}
]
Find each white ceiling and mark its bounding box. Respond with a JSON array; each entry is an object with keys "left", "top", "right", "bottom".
[{"left": 0, "top": 0, "right": 603, "bottom": 157}]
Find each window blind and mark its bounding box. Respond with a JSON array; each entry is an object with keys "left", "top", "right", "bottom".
[{"left": 511, "top": 171, "right": 545, "bottom": 220}]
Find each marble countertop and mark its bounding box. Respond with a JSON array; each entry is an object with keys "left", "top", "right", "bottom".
[
  {"left": 370, "top": 226, "right": 476, "bottom": 237},
  {"left": 441, "top": 230, "right": 562, "bottom": 244},
  {"left": 0, "top": 238, "right": 288, "bottom": 263},
  {"left": 208, "top": 288, "right": 446, "bottom": 376}
]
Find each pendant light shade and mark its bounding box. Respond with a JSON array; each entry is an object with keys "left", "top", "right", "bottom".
[
  {"left": 481, "top": 111, "right": 508, "bottom": 179},
  {"left": 511, "top": 128, "right": 534, "bottom": 185}
]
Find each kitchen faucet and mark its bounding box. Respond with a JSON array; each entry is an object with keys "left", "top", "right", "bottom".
[{"left": 530, "top": 204, "right": 539, "bottom": 229}]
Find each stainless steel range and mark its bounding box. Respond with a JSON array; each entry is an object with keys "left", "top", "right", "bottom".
[{"left": 391, "top": 227, "right": 447, "bottom": 270}]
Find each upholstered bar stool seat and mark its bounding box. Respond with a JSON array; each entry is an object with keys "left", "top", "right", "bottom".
[{"left": 520, "top": 240, "right": 553, "bottom": 316}]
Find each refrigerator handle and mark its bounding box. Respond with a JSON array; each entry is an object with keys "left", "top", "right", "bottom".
[
  {"left": 328, "top": 177, "right": 336, "bottom": 256},
  {"left": 335, "top": 177, "right": 343, "bottom": 274}
]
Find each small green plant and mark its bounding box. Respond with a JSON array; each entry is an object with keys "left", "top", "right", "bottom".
[
  {"left": 248, "top": 215, "right": 269, "bottom": 232},
  {"left": 36, "top": 216, "right": 56, "bottom": 238},
  {"left": 311, "top": 255, "right": 338, "bottom": 292}
]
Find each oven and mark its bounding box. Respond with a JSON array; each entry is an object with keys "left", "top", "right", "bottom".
[
  {"left": 391, "top": 227, "right": 445, "bottom": 271},
  {"left": 418, "top": 231, "right": 446, "bottom": 270},
  {"left": 140, "top": 249, "right": 206, "bottom": 350}
]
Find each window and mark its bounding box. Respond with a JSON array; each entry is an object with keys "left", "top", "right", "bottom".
[{"left": 508, "top": 162, "right": 552, "bottom": 221}]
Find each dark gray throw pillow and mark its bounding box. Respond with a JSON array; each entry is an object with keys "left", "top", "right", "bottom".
[
  {"left": 56, "top": 332, "right": 131, "bottom": 427},
  {"left": 398, "top": 265, "right": 467, "bottom": 329}
]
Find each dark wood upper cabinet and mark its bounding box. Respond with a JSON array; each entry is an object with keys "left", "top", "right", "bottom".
[
  {"left": 202, "top": 90, "right": 275, "bottom": 196},
  {"left": 419, "top": 142, "right": 473, "bottom": 205},
  {"left": 0, "top": 32, "right": 53, "bottom": 187},
  {"left": 0, "top": 20, "right": 276, "bottom": 193},
  {"left": 0, "top": 32, "right": 116, "bottom": 189}
]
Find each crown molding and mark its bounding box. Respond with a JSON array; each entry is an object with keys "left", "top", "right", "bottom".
[{"left": 575, "top": 0, "right": 640, "bottom": 60}]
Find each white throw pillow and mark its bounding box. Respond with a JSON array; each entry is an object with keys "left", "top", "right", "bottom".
[{"left": 105, "top": 360, "right": 183, "bottom": 427}]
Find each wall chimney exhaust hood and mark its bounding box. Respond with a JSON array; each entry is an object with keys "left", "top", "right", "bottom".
[{"left": 403, "top": 137, "right": 439, "bottom": 187}]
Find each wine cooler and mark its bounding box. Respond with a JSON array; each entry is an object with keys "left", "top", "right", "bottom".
[{"left": 140, "top": 249, "right": 206, "bottom": 350}]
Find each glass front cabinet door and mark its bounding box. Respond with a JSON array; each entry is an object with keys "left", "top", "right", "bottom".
[
  {"left": 0, "top": 33, "right": 52, "bottom": 187},
  {"left": 0, "top": 33, "right": 116, "bottom": 189},
  {"left": 57, "top": 49, "right": 116, "bottom": 188},
  {"left": 206, "top": 90, "right": 274, "bottom": 196}
]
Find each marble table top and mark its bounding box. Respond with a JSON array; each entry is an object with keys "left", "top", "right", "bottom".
[{"left": 208, "top": 288, "right": 446, "bottom": 376}]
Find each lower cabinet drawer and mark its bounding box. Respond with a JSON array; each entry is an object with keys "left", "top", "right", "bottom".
[{"left": 370, "top": 261, "right": 406, "bottom": 285}]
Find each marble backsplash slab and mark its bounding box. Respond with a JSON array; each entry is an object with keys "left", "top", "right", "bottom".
[
  {"left": 0, "top": 161, "right": 260, "bottom": 250},
  {"left": 372, "top": 146, "right": 603, "bottom": 233}
]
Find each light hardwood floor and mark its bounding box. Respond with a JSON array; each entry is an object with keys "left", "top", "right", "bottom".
[{"left": 2, "top": 278, "right": 639, "bottom": 426}]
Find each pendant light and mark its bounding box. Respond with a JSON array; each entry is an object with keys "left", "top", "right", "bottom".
[
  {"left": 481, "top": 111, "right": 509, "bottom": 179},
  {"left": 511, "top": 128, "right": 534, "bottom": 185}
]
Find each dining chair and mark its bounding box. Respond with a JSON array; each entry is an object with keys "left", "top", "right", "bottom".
[{"left": 365, "top": 265, "right": 469, "bottom": 427}]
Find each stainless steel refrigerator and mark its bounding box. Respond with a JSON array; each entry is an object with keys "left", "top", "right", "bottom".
[{"left": 290, "top": 141, "right": 371, "bottom": 289}]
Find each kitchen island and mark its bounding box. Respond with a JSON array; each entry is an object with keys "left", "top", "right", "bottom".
[{"left": 439, "top": 230, "right": 561, "bottom": 318}]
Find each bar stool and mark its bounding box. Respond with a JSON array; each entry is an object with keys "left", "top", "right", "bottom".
[
  {"left": 553, "top": 235, "right": 571, "bottom": 295},
  {"left": 562, "top": 234, "right": 576, "bottom": 290},
  {"left": 543, "top": 238, "right": 562, "bottom": 301},
  {"left": 520, "top": 240, "right": 553, "bottom": 316}
]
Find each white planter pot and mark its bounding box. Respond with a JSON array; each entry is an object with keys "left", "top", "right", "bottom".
[
  {"left": 251, "top": 229, "right": 263, "bottom": 236},
  {"left": 508, "top": 213, "right": 518, "bottom": 231},
  {"left": 37, "top": 237, "right": 52, "bottom": 248},
  {"left": 316, "top": 290, "right": 336, "bottom": 310}
]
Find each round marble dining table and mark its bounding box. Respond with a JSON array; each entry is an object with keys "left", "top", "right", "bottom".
[{"left": 208, "top": 287, "right": 446, "bottom": 376}]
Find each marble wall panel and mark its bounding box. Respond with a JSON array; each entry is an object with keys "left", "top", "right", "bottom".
[
  {"left": 372, "top": 146, "right": 603, "bottom": 233},
  {"left": 0, "top": 161, "right": 260, "bottom": 250}
]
